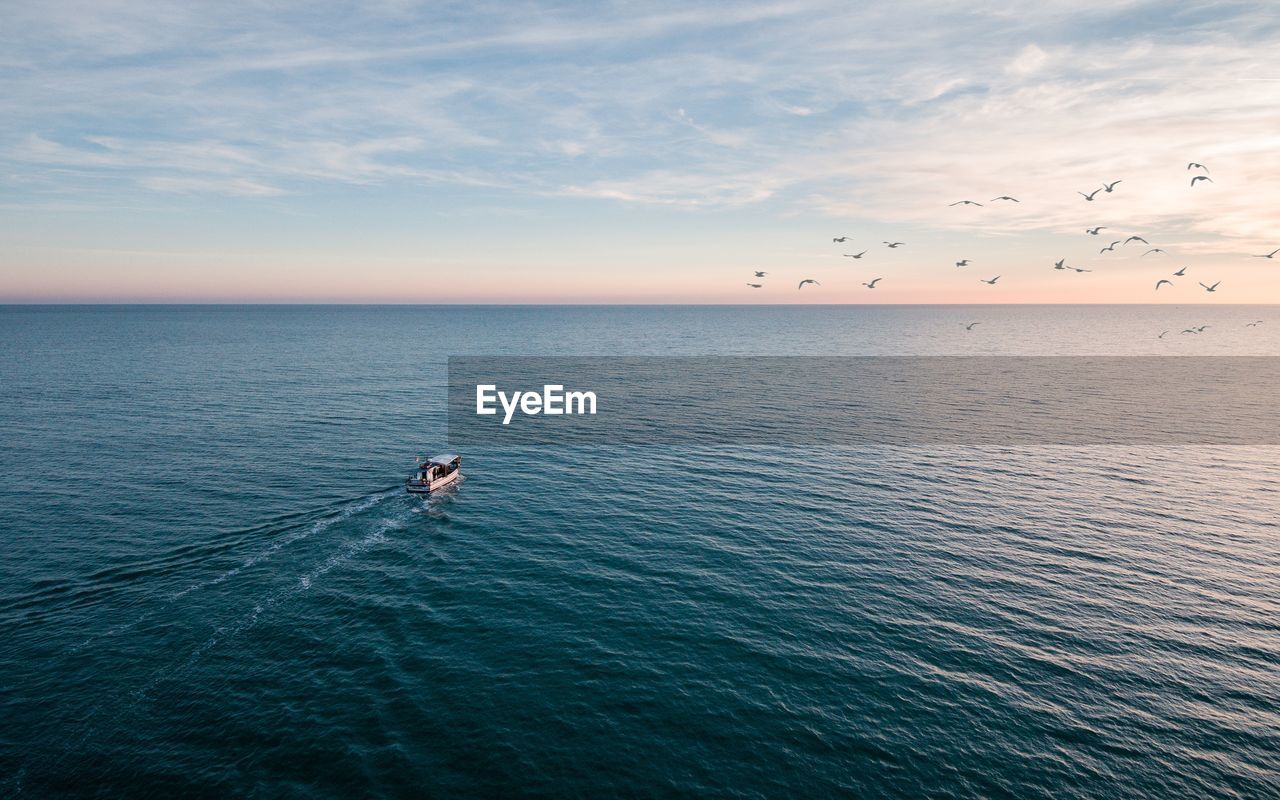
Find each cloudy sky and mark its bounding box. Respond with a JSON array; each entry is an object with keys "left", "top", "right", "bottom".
[{"left": 2, "top": 0, "right": 1278, "bottom": 302}]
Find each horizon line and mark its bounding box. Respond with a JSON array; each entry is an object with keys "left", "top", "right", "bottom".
[{"left": 2, "top": 301, "right": 1277, "bottom": 308}]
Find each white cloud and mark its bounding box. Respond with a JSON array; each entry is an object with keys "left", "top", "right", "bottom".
[
  {"left": 674, "top": 108, "right": 749, "bottom": 149},
  {"left": 803, "top": 38, "right": 1280, "bottom": 247},
  {"left": 139, "top": 176, "right": 286, "bottom": 196},
  {"left": 2, "top": 0, "right": 1278, "bottom": 253},
  {"left": 1005, "top": 44, "right": 1049, "bottom": 76}
]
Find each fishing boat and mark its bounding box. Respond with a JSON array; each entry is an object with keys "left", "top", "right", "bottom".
[{"left": 406, "top": 454, "right": 461, "bottom": 494}]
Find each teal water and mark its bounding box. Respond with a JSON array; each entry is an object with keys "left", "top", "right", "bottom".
[{"left": 1, "top": 305, "right": 1278, "bottom": 798}]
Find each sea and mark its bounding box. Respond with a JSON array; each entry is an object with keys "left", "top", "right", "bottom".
[{"left": 1, "top": 305, "right": 1277, "bottom": 798}]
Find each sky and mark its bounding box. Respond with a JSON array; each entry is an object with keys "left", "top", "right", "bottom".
[{"left": 2, "top": 0, "right": 1279, "bottom": 303}]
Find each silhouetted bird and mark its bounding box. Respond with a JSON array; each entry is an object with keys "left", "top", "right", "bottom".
[
  {"left": 1190, "top": 175, "right": 1213, "bottom": 187},
  {"left": 798, "top": 279, "right": 820, "bottom": 289},
  {"left": 1155, "top": 280, "right": 1173, "bottom": 290}
]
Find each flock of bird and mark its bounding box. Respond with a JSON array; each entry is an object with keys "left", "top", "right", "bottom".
[{"left": 744, "top": 161, "right": 1272, "bottom": 336}]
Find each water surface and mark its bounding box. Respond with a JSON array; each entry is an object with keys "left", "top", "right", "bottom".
[{"left": 1, "top": 305, "right": 1277, "bottom": 798}]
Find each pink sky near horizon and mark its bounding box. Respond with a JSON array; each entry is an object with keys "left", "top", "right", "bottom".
[
  {"left": 6, "top": 274, "right": 1276, "bottom": 305},
  {"left": 4, "top": 246, "right": 1276, "bottom": 304}
]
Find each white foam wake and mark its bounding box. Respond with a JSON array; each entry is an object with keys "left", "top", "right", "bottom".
[
  {"left": 152, "top": 512, "right": 410, "bottom": 691},
  {"left": 66, "top": 490, "right": 396, "bottom": 654},
  {"left": 168, "top": 490, "right": 396, "bottom": 601}
]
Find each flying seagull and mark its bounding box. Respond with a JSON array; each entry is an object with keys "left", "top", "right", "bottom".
[
  {"left": 843, "top": 251, "right": 867, "bottom": 259},
  {"left": 1199, "top": 281, "right": 1220, "bottom": 292},
  {"left": 883, "top": 241, "right": 905, "bottom": 248},
  {"left": 1053, "top": 259, "right": 1069, "bottom": 270},
  {"left": 1086, "top": 226, "right": 1106, "bottom": 235},
  {"left": 1155, "top": 279, "right": 1173, "bottom": 290},
  {"left": 965, "top": 322, "right": 981, "bottom": 331},
  {"left": 1196, "top": 325, "right": 1211, "bottom": 332},
  {"left": 1158, "top": 330, "right": 1169, "bottom": 339},
  {"left": 798, "top": 279, "right": 820, "bottom": 289},
  {"left": 1180, "top": 328, "right": 1198, "bottom": 334},
  {"left": 1124, "top": 236, "right": 1148, "bottom": 245},
  {"left": 753, "top": 271, "right": 767, "bottom": 277},
  {"left": 1173, "top": 267, "right": 1187, "bottom": 276},
  {"left": 980, "top": 276, "right": 1001, "bottom": 285},
  {"left": 1252, "top": 248, "right": 1279, "bottom": 259},
  {"left": 747, "top": 283, "right": 762, "bottom": 288},
  {"left": 1101, "top": 241, "right": 1121, "bottom": 253},
  {"left": 1103, "top": 180, "right": 1122, "bottom": 192},
  {"left": 1079, "top": 188, "right": 1102, "bottom": 201},
  {"left": 1190, "top": 175, "right": 1213, "bottom": 187},
  {"left": 862, "top": 278, "right": 882, "bottom": 289},
  {"left": 833, "top": 236, "right": 853, "bottom": 242},
  {"left": 956, "top": 259, "right": 971, "bottom": 267},
  {"left": 1143, "top": 248, "right": 1168, "bottom": 257},
  {"left": 1246, "top": 320, "right": 1263, "bottom": 327},
  {"left": 949, "top": 200, "right": 984, "bottom": 206},
  {"left": 1071, "top": 267, "right": 1092, "bottom": 273},
  {"left": 1187, "top": 162, "right": 1209, "bottom": 173},
  {"left": 990, "top": 196, "right": 1019, "bottom": 202}
]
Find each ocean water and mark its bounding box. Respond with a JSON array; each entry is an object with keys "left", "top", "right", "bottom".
[{"left": 1, "top": 305, "right": 1277, "bottom": 798}]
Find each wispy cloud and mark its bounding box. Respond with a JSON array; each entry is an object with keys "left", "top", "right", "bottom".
[
  {"left": 138, "top": 176, "right": 286, "bottom": 196},
  {"left": 807, "top": 35, "right": 1280, "bottom": 246},
  {"left": 2, "top": 0, "right": 1279, "bottom": 300}
]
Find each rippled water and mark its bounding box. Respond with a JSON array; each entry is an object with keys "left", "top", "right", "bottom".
[{"left": 1, "top": 305, "right": 1278, "bottom": 798}]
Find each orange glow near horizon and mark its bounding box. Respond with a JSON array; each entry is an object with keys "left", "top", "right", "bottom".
[{"left": 3, "top": 250, "right": 1277, "bottom": 304}]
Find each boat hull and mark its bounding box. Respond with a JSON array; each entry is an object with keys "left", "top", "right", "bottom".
[{"left": 406, "top": 469, "right": 460, "bottom": 494}]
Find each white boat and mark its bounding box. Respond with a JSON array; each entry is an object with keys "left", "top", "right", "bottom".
[{"left": 406, "top": 454, "right": 461, "bottom": 494}]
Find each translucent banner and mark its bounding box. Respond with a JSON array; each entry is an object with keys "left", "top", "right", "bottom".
[{"left": 447, "top": 356, "right": 1280, "bottom": 445}]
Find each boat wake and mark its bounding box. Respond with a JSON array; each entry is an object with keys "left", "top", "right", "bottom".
[
  {"left": 65, "top": 489, "right": 398, "bottom": 655},
  {"left": 167, "top": 489, "right": 398, "bottom": 602},
  {"left": 47, "top": 498, "right": 417, "bottom": 769},
  {"left": 411, "top": 475, "right": 466, "bottom": 515},
  {"left": 164, "top": 512, "right": 408, "bottom": 683}
]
